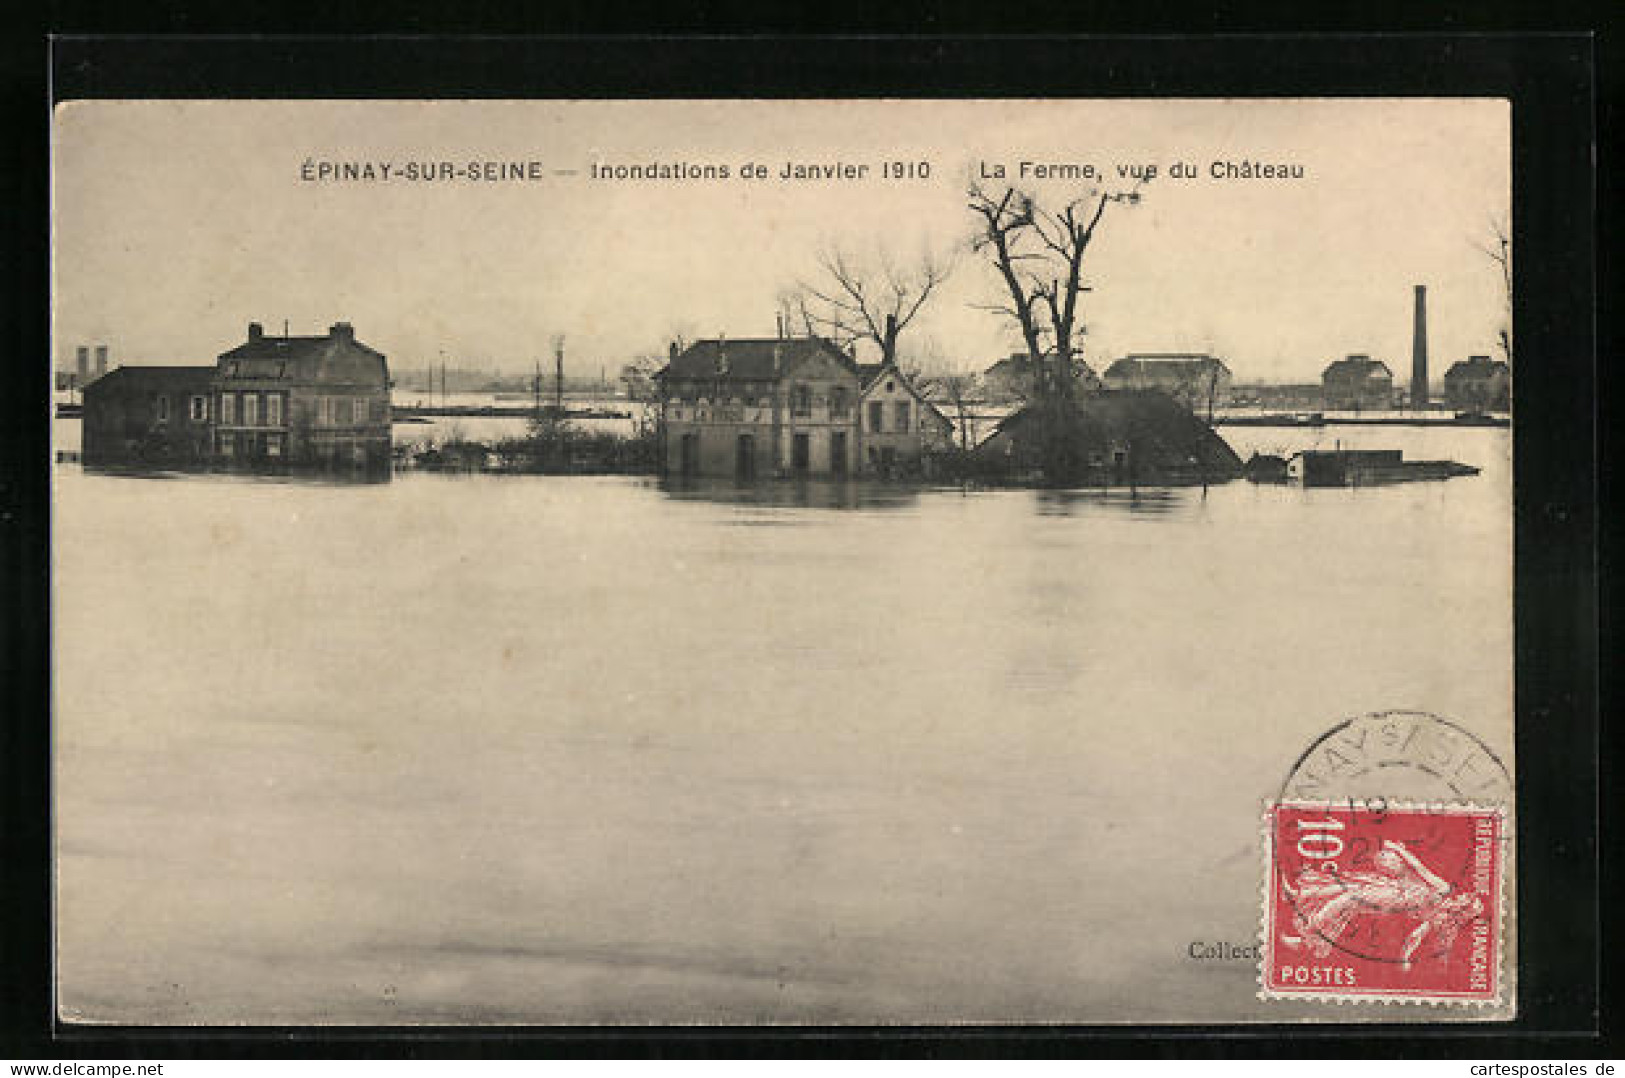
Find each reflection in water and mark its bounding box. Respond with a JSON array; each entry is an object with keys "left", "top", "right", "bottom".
[
  {"left": 1032, "top": 486, "right": 1190, "bottom": 517},
  {"left": 660, "top": 476, "right": 1210, "bottom": 517},
  {"left": 658, "top": 475, "right": 921, "bottom": 513},
  {"left": 83, "top": 464, "right": 391, "bottom": 487}
]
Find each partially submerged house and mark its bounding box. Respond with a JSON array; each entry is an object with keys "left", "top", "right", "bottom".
[
  {"left": 215, "top": 322, "right": 391, "bottom": 469},
  {"left": 657, "top": 335, "right": 949, "bottom": 479},
  {"left": 855, "top": 360, "right": 953, "bottom": 475},
  {"left": 81, "top": 366, "right": 217, "bottom": 466},
  {"left": 81, "top": 322, "right": 391, "bottom": 473},
  {"left": 975, "top": 390, "right": 1244, "bottom": 486}
]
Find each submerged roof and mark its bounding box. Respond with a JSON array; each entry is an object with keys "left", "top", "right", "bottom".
[{"left": 981, "top": 389, "right": 1243, "bottom": 470}]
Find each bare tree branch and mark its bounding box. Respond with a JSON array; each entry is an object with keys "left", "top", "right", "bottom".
[{"left": 789, "top": 241, "right": 956, "bottom": 365}]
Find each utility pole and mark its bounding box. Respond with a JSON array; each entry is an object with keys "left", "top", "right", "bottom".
[{"left": 552, "top": 334, "right": 566, "bottom": 415}]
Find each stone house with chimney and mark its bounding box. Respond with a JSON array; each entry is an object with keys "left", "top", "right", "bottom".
[
  {"left": 1321, "top": 354, "right": 1395, "bottom": 411},
  {"left": 656, "top": 335, "right": 950, "bottom": 479},
  {"left": 214, "top": 321, "right": 391, "bottom": 469},
  {"left": 81, "top": 321, "right": 391, "bottom": 472}
]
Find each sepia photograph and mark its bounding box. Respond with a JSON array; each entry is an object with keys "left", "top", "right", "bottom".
[{"left": 50, "top": 97, "right": 1516, "bottom": 1026}]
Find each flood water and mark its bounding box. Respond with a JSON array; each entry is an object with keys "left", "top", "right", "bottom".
[{"left": 52, "top": 424, "right": 1512, "bottom": 1024}]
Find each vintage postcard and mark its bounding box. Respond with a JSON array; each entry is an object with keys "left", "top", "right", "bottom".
[{"left": 51, "top": 98, "right": 1513, "bottom": 1024}]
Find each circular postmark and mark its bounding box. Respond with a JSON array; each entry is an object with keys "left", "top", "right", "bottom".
[
  {"left": 1269, "top": 711, "right": 1511, "bottom": 977},
  {"left": 1279, "top": 709, "right": 1511, "bottom": 808}
]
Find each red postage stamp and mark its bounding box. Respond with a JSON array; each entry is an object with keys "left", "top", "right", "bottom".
[{"left": 1261, "top": 801, "right": 1505, "bottom": 1004}]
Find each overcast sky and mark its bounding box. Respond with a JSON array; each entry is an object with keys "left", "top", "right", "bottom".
[{"left": 53, "top": 99, "right": 1508, "bottom": 382}]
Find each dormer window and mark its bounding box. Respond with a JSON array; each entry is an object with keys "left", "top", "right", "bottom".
[{"left": 792, "top": 385, "right": 812, "bottom": 417}]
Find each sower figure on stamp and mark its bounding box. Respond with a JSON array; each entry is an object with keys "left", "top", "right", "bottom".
[{"left": 1282, "top": 839, "right": 1485, "bottom": 969}]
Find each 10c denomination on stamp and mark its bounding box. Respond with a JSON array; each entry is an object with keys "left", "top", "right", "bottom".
[{"left": 1262, "top": 800, "right": 1505, "bottom": 1005}]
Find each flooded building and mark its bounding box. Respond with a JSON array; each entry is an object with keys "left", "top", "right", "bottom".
[
  {"left": 80, "top": 321, "right": 391, "bottom": 472},
  {"left": 1321, "top": 354, "right": 1395, "bottom": 411},
  {"left": 657, "top": 336, "right": 949, "bottom": 479},
  {"left": 1102, "top": 354, "right": 1232, "bottom": 412},
  {"left": 1442, "top": 355, "right": 1511, "bottom": 412},
  {"left": 81, "top": 366, "right": 217, "bottom": 465},
  {"left": 976, "top": 390, "right": 1243, "bottom": 486},
  {"left": 855, "top": 360, "right": 953, "bottom": 476},
  {"left": 214, "top": 322, "right": 391, "bottom": 469}
]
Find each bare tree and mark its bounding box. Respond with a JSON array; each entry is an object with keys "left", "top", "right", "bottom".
[
  {"left": 967, "top": 182, "right": 1140, "bottom": 479},
  {"left": 921, "top": 371, "right": 980, "bottom": 453},
  {"left": 788, "top": 243, "right": 953, "bottom": 365},
  {"left": 1472, "top": 217, "right": 1513, "bottom": 365}
]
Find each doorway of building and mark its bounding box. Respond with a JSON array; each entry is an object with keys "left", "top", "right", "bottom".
[
  {"left": 879, "top": 446, "right": 897, "bottom": 477},
  {"left": 791, "top": 432, "right": 810, "bottom": 474},
  {"left": 830, "top": 431, "right": 848, "bottom": 476},
  {"left": 735, "top": 433, "right": 756, "bottom": 480},
  {"left": 679, "top": 432, "right": 699, "bottom": 476}
]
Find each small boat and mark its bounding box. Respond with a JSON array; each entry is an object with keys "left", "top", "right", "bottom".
[{"left": 1287, "top": 449, "right": 1480, "bottom": 487}]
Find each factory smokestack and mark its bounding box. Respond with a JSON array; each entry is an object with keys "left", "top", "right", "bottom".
[
  {"left": 75, "top": 346, "right": 89, "bottom": 386},
  {"left": 93, "top": 344, "right": 108, "bottom": 378},
  {"left": 1411, "top": 284, "right": 1429, "bottom": 411}
]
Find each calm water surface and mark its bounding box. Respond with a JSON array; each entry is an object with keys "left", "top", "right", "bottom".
[{"left": 53, "top": 426, "right": 1512, "bottom": 1023}]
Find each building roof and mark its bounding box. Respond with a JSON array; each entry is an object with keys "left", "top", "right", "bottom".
[
  {"left": 986, "top": 352, "right": 1100, "bottom": 380},
  {"left": 81, "top": 365, "right": 215, "bottom": 395},
  {"left": 659, "top": 337, "right": 857, "bottom": 382},
  {"left": 217, "top": 324, "right": 387, "bottom": 385},
  {"left": 219, "top": 329, "right": 383, "bottom": 363},
  {"left": 1444, "top": 355, "right": 1510, "bottom": 378},
  {"left": 855, "top": 361, "right": 886, "bottom": 387},
  {"left": 1105, "top": 354, "right": 1229, "bottom": 377},
  {"left": 1322, "top": 355, "right": 1393, "bottom": 379}
]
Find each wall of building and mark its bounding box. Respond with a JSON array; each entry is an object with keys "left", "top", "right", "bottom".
[
  {"left": 1443, "top": 367, "right": 1511, "bottom": 411},
  {"left": 214, "top": 335, "right": 392, "bottom": 471},
  {"left": 660, "top": 355, "right": 861, "bottom": 478},
  {"left": 1322, "top": 375, "right": 1394, "bottom": 410},
  {"left": 82, "top": 372, "right": 215, "bottom": 466},
  {"left": 855, "top": 371, "right": 948, "bottom": 475}
]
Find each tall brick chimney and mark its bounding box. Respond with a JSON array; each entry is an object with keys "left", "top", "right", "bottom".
[
  {"left": 75, "top": 346, "right": 89, "bottom": 384},
  {"left": 1411, "top": 284, "right": 1429, "bottom": 411},
  {"left": 93, "top": 345, "right": 107, "bottom": 377}
]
